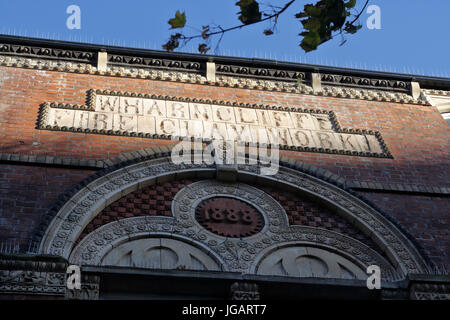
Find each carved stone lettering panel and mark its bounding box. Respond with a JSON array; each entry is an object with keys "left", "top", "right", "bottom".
[{"left": 37, "top": 90, "right": 392, "bottom": 158}]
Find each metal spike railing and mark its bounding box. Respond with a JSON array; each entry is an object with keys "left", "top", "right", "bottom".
[
  {"left": 0, "top": 27, "right": 448, "bottom": 78},
  {"left": 430, "top": 264, "right": 449, "bottom": 276},
  {"left": 0, "top": 239, "right": 40, "bottom": 255},
  {"left": 0, "top": 239, "right": 20, "bottom": 254}
]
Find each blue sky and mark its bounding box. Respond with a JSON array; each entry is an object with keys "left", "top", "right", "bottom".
[{"left": 0, "top": 0, "right": 449, "bottom": 77}]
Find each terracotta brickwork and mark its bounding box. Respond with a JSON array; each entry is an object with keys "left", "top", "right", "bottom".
[
  {"left": 261, "top": 186, "right": 382, "bottom": 254},
  {"left": 74, "top": 179, "right": 197, "bottom": 245},
  {"left": 357, "top": 191, "right": 449, "bottom": 267},
  {"left": 0, "top": 164, "right": 94, "bottom": 247},
  {"left": 0, "top": 58, "right": 449, "bottom": 268},
  {"left": 72, "top": 180, "right": 384, "bottom": 258}
]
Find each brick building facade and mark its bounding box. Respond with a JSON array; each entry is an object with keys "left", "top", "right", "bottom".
[{"left": 0, "top": 35, "right": 448, "bottom": 300}]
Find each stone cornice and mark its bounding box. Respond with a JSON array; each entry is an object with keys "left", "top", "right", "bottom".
[
  {"left": 0, "top": 254, "right": 67, "bottom": 296},
  {"left": 0, "top": 52, "right": 431, "bottom": 106},
  {"left": 0, "top": 254, "right": 67, "bottom": 271},
  {"left": 423, "top": 89, "right": 450, "bottom": 96},
  {"left": 0, "top": 152, "right": 104, "bottom": 168},
  {"left": 0, "top": 41, "right": 95, "bottom": 63},
  {"left": 422, "top": 89, "right": 450, "bottom": 114}
]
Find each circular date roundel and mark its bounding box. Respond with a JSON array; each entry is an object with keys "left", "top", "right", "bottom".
[{"left": 195, "top": 197, "right": 264, "bottom": 238}]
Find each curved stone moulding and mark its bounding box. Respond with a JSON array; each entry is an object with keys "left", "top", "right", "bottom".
[
  {"left": 39, "top": 157, "right": 429, "bottom": 278},
  {"left": 100, "top": 237, "right": 221, "bottom": 271},
  {"left": 69, "top": 216, "right": 392, "bottom": 278},
  {"left": 253, "top": 245, "right": 367, "bottom": 279}
]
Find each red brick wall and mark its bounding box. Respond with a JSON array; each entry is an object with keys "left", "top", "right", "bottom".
[
  {"left": 358, "top": 191, "right": 449, "bottom": 267},
  {"left": 0, "top": 164, "right": 95, "bottom": 245},
  {"left": 1, "top": 66, "right": 449, "bottom": 186},
  {"left": 0, "top": 65, "right": 449, "bottom": 266}
]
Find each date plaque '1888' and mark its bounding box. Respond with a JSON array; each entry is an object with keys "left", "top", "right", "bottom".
[{"left": 195, "top": 197, "right": 264, "bottom": 238}]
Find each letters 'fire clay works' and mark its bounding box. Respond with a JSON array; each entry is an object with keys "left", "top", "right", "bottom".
[{"left": 38, "top": 90, "right": 390, "bottom": 158}]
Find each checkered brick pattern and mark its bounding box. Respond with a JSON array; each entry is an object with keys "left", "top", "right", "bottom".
[
  {"left": 75, "top": 179, "right": 382, "bottom": 257},
  {"left": 74, "top": 179, "right": 197, "bottom": 245},
  {"left": 260, "top": 186, "right": 381, "bottom": 253}
]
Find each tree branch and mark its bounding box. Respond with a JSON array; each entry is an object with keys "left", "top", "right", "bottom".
[
  {"left": 180, "top": 0, "right": 296, "bottom": 42},
  {"left": 349, "top": 0, "right": 370, "bottom": 25},
  {"left": 164, "top": 0, "right": 370, "bottom": 53},
  {"left": 328, "top": 0, "right": 370, "bottom": 45}
]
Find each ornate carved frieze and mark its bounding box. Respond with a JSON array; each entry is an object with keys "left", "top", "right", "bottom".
[
  {"left": 37, "top": 89, "right": 392, "bottom": 158},
  {"left": 0, "top": 269, "right": 65, "bottom": 295},
  {"left": 321, "top": 73, "right": 411, "bottom": 92},
  {"left": 216, "top": 65, "right": 411, "bottom": 93},
  {"left": 0, "top": 270, "right": 66, "bottom": 296},
  {"left": 410, "top": 283, "right": 450, "bottom": 300},
  {"left": 0, "top": 42, "right": 95, "bottom": 63},
  {"left": 216, "top": 63, "right": 306, "bottom": 82},
  {"left": 0, "top": 255, "right": 100, "bottom": 299},
  {"left": 230, "top": 282, "right": 260, "bottom": 300},
  {"left": 0, "top": 257, "right": 67, "bottom": 296},
  {"left": 108, "top": 53, "right": 203, "bottom": 73}
]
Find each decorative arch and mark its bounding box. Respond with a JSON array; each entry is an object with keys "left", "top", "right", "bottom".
[
  {"left": 101, "top": 237, "right": 222, "bottom": 271},
  {"left": 70, "top": 225, "right": 225, "bottom": 272},
  {"left": 252, "top": 244, "right": 368, "bottom": 279},
  {"left": 39, "top": 156, "right": 429, "bottom": 278}
]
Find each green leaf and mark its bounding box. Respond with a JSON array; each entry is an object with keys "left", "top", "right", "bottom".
[
  {"left": 295, "top": 11, "right": 307, "bottom": 19},
  {"left": 201, "top": 25, "right": 210, "bottom": 40},
  {"left": 302, "top": 18, "right": 321, "bottom": 31},
  {"left": 198, "top": 43, "right": 210, "bottom": 54},
  {"left": 344, "top": 0, "right": 357, "bottom": 8},
  {"left": 168, "top": 10, "right": 186, "bottom": 29},
  {"left": 236, "top": 0, "right": 261, "bottom": 24},
  {"left": 304, "top": 4, "right": 323, "bottom": 17},
  {"left": 300, "top": 30, "right": 321, "bottom": 52},
  {"left": 296, "top": 0, "right": 359, "bottom": 52},
  {"left": 344, "top": 22, "right": 362, "bottom": 34},
  {"left": 162, "top": 33, "right": 182, "bottom": 52}
]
